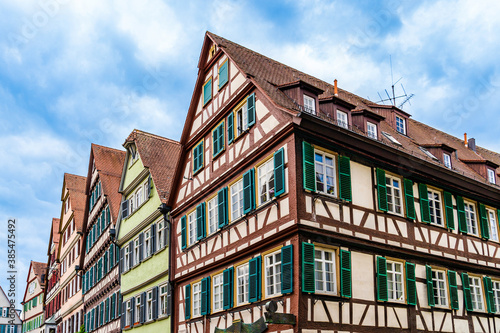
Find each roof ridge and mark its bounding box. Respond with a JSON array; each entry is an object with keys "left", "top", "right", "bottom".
[
  {"left": 131, "top": 129, "right": 181, "bottom": 144},
  {"left": 91, "top": 143, "right": 124, "bottom": 153}
]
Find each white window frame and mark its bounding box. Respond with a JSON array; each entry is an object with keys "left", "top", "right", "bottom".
[
  {"left": 188, "top": 210, "right": 197, "bottom": 246},
  {"left": 386, "top": 260, "right": 404, "bottom": 302},
  {"left": 443, "top": 153, "right": 452, "bottom": 169},
  {"left": 133, "top": 237, "right": 140, "bottom": 266},
  {"left": 257, "top": 158, "right": 275, "bottom": 206},
  {"left": 492, "top": 280, "right": 500, "bottom": 314},
  {"left": 395, "top": 115, "right": 406, "bottom": 135},
  {"left": 488, "top": 169, "right": 496, "bottom": 184},
  {"left": 212, "top": 273, "right": 223, "bottom": 313},
  {"left": 367, "top": 121, "right": 377, "bottom": 139},
  {"left": 315, "top": 248, "right": 337, "bottom": 294},
  {"left": 236, "top": 103, "right": 248, "bottom": 137},
  {"left": 236, "top": 263, "right": 249, "bottom": 305},
  {"left": 487, "top": 208, "right": 499, "bottom": 242},
  {"left": 336, "top": 110, "right": 348, "bottom": 129},
  {"left": 192, "top": 282, "right": 202, "bottom": 317},
  {"left": 135, "top": 187, "right": 143, "bottom": 210},
  {"left": 129, "top": 197, "right": 134, "bottom": 215},
  {"left": 143, "top": 181, "right": 149, "bottom": 201},
  {"left": 314, "top": 149, "right": 336, "bottom": 196},
  {"left": 428, "top": 189, "right": 443, "bottom": 226},
  {"left": 431, "top": 269, "right": 448, "bottom": 307},
  {"left": 469, "top": 276, "right": 484, "bottom": 311},
  {"left": 125, "top": 300, "right": 131, "bottom": 326},
  {"left": 134, "top": 295, "right": 141, "bottom": 323},
  {"left": 464, "top": 201, "right": 478, "bottom": 236},
  {"left": 146, "top": 290, "right": 153, "bottom": 321},
  {"left": 207, "top": 196, "right": 218, "bottom": 235},
  {"left": 144, "top": 230, "right": 151, "bottom": 259},
  {"left": 124, "top": 245, "right": 131, "bottom": 271},
  {"left": 157, "top": 220, "right": 165, "bottom": 249},
  {"left": 303, "top": 94, "right": 316, "bottom": 114},
  {"left": 386, "top": 174, "right": 403, "bottom": 216},
  {"left": 264, "top": 250, "right": 282, "bottom": 298},
  {"left": 159, "top": 284, "right": 168, "bottom": 317},
  {"left": 230, "top": 179, "right": 244, "bottom": 221}
]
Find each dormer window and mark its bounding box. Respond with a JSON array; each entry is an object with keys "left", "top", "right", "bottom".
[
  {"left": 488, "top": 169, "right": 496, "bottom": 184},
  {"left": 303, "top": 95, "right": 316, "bottom": 114},
  {"left": 367, "top": 122, "right": 377, "bottom": 140},
  {"left": 337, "top": 110, "right": 348, "bottom": 129},
  {"left": 129, "top": 146, "right": 138, "bottom": 165},
  {"left": 443, "top": 153, "right": 452, "bottom": 169},
  {"left": 395, "top": 115, "right": 406, "bottom": 135}
]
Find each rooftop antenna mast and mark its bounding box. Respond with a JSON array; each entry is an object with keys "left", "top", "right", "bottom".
[{"left": 375, "top": 55, "right": 414, "bottom": 109}]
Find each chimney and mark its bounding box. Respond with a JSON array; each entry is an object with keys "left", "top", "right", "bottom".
[
  {"left": 464, "top": 133, "right": 468, "bottom": 147},
  {"left": 468, "top": 138, "right": 476, "bottom": 152},
  {"left": 334, "top": 79, "right": 338, "bottom": 96}
]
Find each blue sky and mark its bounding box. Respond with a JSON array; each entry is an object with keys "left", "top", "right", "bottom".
[{"left": 1, "top": 0, "right": 500, "bottom": 308}]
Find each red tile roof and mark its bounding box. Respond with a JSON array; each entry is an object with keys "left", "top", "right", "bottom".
[
  {"left": 124, "top": 130, "right": 182, "bottom": 204},
  {"left": 62, "top": 173, "right": 87, "bottom": 232},
  {"left": 31, "top": 261, "right": 47, "bottom": 286}
]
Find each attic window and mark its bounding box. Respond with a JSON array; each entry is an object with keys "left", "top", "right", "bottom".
[
  {"left": 208, "top": 45, "right": 216, "bottom": 61},
  {"left": 395, "top": 115, "right": 406, "bottom": 135},
  {"left": 488, "top": 169, "right": 496, "bottom": 184},
  {"left": 419, "top": 147, "right": 438, "bottom": 161},
  {"left": 303, "top": 95, "right": 316, "bottom": 114},
  {"left": 382, "top": 131, "right": 402, "bottom": 146},
  {"left": 129, "top": 146, "right": 139, "bottom": 165},
  {"left": 443, "top": 153, "right": 452, "bottom": 169}
]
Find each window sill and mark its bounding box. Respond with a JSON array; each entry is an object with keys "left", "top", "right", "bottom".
[
  {"left": 212, "top": 148, "right": 225, "bottom": 161},
  {"left": 218, "top": 81, "right": 228, "bottom": 92}
]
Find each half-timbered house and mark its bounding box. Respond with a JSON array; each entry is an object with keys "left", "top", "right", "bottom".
[
  {"left": 21, "top": 261, "right": 46, "bottom": 333},
  {"left": 0, "top": 286, "right": 22, "bottom": 333},
  {"left": 81, "top": 144, "right": 125, "bottom": 333},
  {"left": 116, "top": 130, "right": 181, "bottom": 333},
  {"left": 170, "top": 32, "right": 500, "bottom": 333},
  {"left": 41, "top": 218, "right": 61, "bottom": 333}
]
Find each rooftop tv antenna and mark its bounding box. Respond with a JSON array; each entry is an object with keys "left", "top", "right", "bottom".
[{"left": 375, "top": 56, "right": 414, "bottom": 109}]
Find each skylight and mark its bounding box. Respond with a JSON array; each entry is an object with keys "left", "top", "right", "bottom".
[
  {"left": 419, "top": 147, "right": 438, "bottom": 161},
  {"left": 382, "top": 131, "right": 402, "bottom": 146}
]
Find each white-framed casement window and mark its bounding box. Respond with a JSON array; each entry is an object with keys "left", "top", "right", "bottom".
[
  {"left": 492, "top": 280, "right": 500, "bottom": 314},
  {"left": 157, "top": 220, "right": 165, "bottom": 249},
  {"left": 367, "top": 122, "right": 377, "bottom": 139},
  {"left": 315, "top": 248, "right": 336, "bottom": 294},
  {"left": 134, "top": 237, "right": 140, "bottom": 266},
  {"left": 385, "top": 174, "right": 403, "bottom": 216},
  {"left": 264, "top": 251, "right": 282, "bottom": 297},
  {"left": 395, "top": 115, "right": 406, "bottom": 134},
  {"left": 337, "top": 110, "right": 348, "bottom": 129},
  {"left": 129, "top": 196, "right": 134, "bottom": 216},
  {"left": 124, "top": 245, "right": 131, "bottom": 271},
  {"left": 212, "top": 273, "right": 223, "bottom": 312},
  {"left": 258, "top": 159, "right": 275, "bottom": 205},
  {"left": 159, "top": 284, "right": 168, "bottom": 317},
  {"left": 431, "top": 269, "right": 448, "bottom": 307},
  {"left": 146, "top": 290, "right": 153, "bottom": 321},
  {"left": 303, "top": 95, "right": 316, "bottom": 114},
  {"left": 192, "top": 281, "right": 202, "bottom": 317},
  {"left": 236, "top": 103, "right": 248, "bottom": 136},
  {"left": 469, "top": 276, "right": 484, "bottom": 311},
  {"left": 443, "top": 153, "right": 452, "bottom": 169},
  {"left": 464, "top": 201, "right": 478, "bottom": 235},
  {"left": 314, "top": 149, "right": 336, "bottom": 196},
  {"left": 188, "top": 210, "right": 197, "bottom": 246},
  {"left": 135, "top": 187, "right": 143, "bottom": 210},
  {"left": 125, "top": 300, "right": 132, "bottom": 326},
  {"left": 487, "top": 209, "right": 499, "bottom": 242},
  {"left": 135, "top": 295, "right": 141, "bottom": 323},
  {"left": 488, "top": 169, "right": 496, "bottom": 184},
  {"left": 428, "top": 189, "right": 443, "bottom": 226},
  {"left": 230, "top": 179, "right": 244, "bottom": 221},
  {"left": 236, "top": 263, "right": 249, "bottom": 305},
  {"left": 386, "top": 260, "right": 404, "bottom": 302},
  {"left": 207, "top": 196, "right": 218, "bottom": 235},
  {"left": 144, "top": 230, "right": 151, "bottom": 258}
]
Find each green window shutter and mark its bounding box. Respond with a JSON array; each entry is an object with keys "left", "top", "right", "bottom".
[
  {"left": 227, "top": 113, "right": 234, "bottom": 144},
  {"left": 181, "top": 215, "right": 187, "bottom": 249},
  {"left": 425, "top": 265, "right": 435, "bottom": 307},
  {"left": 196, "top": 202, "right": 206, "bottom": 240},
  {"left": 301, "top": 242, "right": 315, "bottom": 293},
  {"left": 213, "top": 125, "right": 220, "bottom": 157},
  {"left": 201, "top": 276, "right": 210, "bottom": 315},
  {"left": 340, "top": 250, "right": 352, "bottom": 298},
  {"left": 247, "top": 93, "right": 255, "bottom": 127},
  {"left": 456, "top": 196, "right": 467, "bottom": 233},
  {"left": 302, "top": 141, "right": 316, "bottom": 192},
  {"left": 376, "top": 169, "right": 388, "bottom": 212},
  {"left": 418, "top": 183, "right": 430, "bottom": 223},
  {"left": 479, "top": 203, "right": 490, "bottom": 239},
  {"left": 461, "top": 273, "right": 473, "bottom": 311},
  {"left": 483, "top": 276, "right": 496, "bottom": 314},
  {"left": 194, "top": 142, "right": 204, "bottom": 174},
  {"left": 274, "top": 148, "right": 285, "bottom": 197},
  {"left": 248, "top": 256, "right": 261, "bottom": 302},
  {"left": 106, "top": 205, "right": 111, "bottom": 225},
  {"left": 281, "top": 245, "right": 293, "bottom": 294},
  {"left": 110, "top": 245, "right": 114, "bottom": 268},
  {"left": 219, "top": 61, "right": 228, "bottom": 88},
  {"left": 203, "top": 78, "right": 212, "bottom": 106},
  {"left": 443, "top": 191, "right": 455, "bottom": 230},
  {"left": 339, "top": 156, "right": 352, "bottom": 201},
  {"left": 243, "top": 169, "right": 255, "bottom": 214},
  {"left": 376, "top": 256, "right": 388, "bottom": 301},
  {"left": 218, "top": 187, "right": 228, "bottom": 228},
  {"left": 406, "top": 262, "right": 417, "bottom": 305},
  {"left": 223, "top": 267, "right": 234, "bottom": 309},
  {"left": 218, "top": 121, "right": 225, "bottom": 155},
  {"left": 185, "top": 284, "right": 191, "bottom": 320},
  {"left": 404, "top": 179, "right": 416, "bottom": 219}
]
